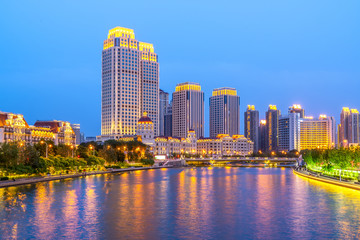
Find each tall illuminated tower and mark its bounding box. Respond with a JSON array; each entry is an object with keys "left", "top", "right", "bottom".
[
  {"left": 172, "top": 82, "right": 204, "bottom": 138},
  {"left": 244, "top": 105, "right": 259, "bottom": 151},
  {"left": 101, "top": 27, "right": 159, "bottom": 139},
  {"left": 265, "top": 105, "right": 280, "bottom": 152},
  {"left": 209, "top": 87, "right": 240, "bottom": 138}
]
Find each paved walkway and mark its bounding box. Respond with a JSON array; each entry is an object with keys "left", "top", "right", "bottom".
[
  {"left": 293, "top": 168, "right": 360, "bottom": 190},
  {"left": 0, "top": 166, "right": 169, "bottom": 188}
]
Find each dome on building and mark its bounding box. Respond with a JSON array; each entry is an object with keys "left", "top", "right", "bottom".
[{"left": 138, "top": 112, "right": 153, "bottom": 123}]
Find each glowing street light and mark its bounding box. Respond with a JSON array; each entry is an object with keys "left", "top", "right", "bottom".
[
  {"left": 70, "top": 145, "right": 75, "bottom": 158},
  {"left": 40, "top": 140, "right": 51, "bottom": 158}
]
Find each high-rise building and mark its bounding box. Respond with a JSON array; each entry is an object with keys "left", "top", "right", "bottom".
[
  {"left": 70, "top": 124, "right": 81, "bottom": 145},
  {"left": 101, "top": 27, "right": 159, "bottom": 140},
  {"left": 159, "top": 89, "right": 169, "bottom": 136},
  {"left": 259, "top": 120, "right": 267, "bottom": 153},
  {"left": 172, "top": 82, "right": 204, "bottom": 138},
  {"left": 349, "top": 109, "right": 360, "bottom": 145},
  {"left": 278, "top": 113, "right": 300, "bottom": 151},
  {"left": 288, "top": 104, "right": 305, "bottom": 118},
  {"left": 299, "top": 115, "right": 335, "bottom": 150},
  {"left": 265, "top": 105, "right": 280, "bottom": 152},
  {"left": 209, "top": 87, "right": 240, "bottom": 138},
  {"left": 164, "top": 102, "right": 172, "bottom": 137},
  {"left": 244, "top": 105, "right": 259, "bottom": 151},
  {"left": 339, "top": 107, "right": 359, "bottom": 147},
  {"left": 339, "top": 107, "right": 350, "bottom": 147}
]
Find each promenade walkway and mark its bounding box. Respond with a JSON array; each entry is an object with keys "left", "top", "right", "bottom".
[
  {"left": 0, "top": 166, "right": 170, "bottom": 188},
  {"left": 293, "top": 168, "right": 360, "bottom": 190}
]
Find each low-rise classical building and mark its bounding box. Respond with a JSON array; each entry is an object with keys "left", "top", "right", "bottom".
[
  {"left": 197, "top": 134, "right": 254, "bottom": 156},
  {"left": 0, "top": 112, "right": 32, "bottom": 144},
  {"left": 154, "top": 130, "right": 197, "bottom": 156},
  {"left": 0, "top": 111, "right": 76, "bottom": 146},
  {"left": 33, "top": 120, "right": 76, "bottom": 145}
]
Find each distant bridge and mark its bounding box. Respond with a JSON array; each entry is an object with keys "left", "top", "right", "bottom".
[
  {"left": 155, "top": 157, "right": 300, "bottom": 167},
  {"left": 184, "top": 157, "right": 299, "bottom": 167}
]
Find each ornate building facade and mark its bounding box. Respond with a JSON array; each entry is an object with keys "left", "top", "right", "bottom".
[{"left": 0, "top": 111, "right": 76, "bottom": 146}]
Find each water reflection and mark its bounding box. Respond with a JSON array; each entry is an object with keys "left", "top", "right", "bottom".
[{"left": 0, "top": 168, "right": 360, "bottom": 239}]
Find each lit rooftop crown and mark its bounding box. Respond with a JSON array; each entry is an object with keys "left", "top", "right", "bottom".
[
  {"left": 260, "top": 120, "right": 266, "bottom": 125},
  {"left": 175, "top": 82, "right": 201, "bottom": 92},
  {"left": 290, "top": 104, "right": 302, "bottom": 109},
  {"left": 269, "top": 105, "right": 277, "bottom": 110},
  {"left": 212, "top": 87, "right": 237, "bottom": 96},
  {"left": 139, "top": 42, "right": 154, "bottom": 53},
  {"left": 319, "top": 114, "right": 327, "bottom": 119},
  {"left": 247, "top": 105, "right": 255, "bottom": 111},
  {"left": 108, "top": 27, "right": 135, "bottom": 39},
  {"left": 351, "top": 109, "right": 359, "bottom": 114},
  {"left": 342, "top": 107, "right": 350, "bottom": 112}
]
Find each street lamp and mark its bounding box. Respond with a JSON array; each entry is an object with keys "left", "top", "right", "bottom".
[
  {"left": 40, "top": 141, "right": 51, "bottom": 158},
  {"left": 89, "top": 145, "right": 94, "bottom": 156},
  {"left": 70, "top": 145, "right": 75, "bottom": 158}
]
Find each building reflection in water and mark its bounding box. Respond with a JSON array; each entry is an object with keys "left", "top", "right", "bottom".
[{"left": 1, "top": 168, "right": 360, "bottom": 239}]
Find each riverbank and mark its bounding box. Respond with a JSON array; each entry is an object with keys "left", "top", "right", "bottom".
[
  {"left": 293, "top": 168, "right": 360, "bottom": 190},
  {"left": 0, "top": 166, "right": 172, "bottom": 188}
]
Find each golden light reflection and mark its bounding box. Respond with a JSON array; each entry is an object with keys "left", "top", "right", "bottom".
[{"left": 34, "top": 182, "right": 56, "bottom": 239}]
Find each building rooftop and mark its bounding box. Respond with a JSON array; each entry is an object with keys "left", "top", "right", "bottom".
[
  {"left": 212, "top": 87, "right": 237, "bottom": 96},
  {"left": 175, "top": 82, "right": 201, "bottom": 92}
]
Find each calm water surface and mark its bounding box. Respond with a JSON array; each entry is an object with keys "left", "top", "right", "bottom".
[{"left": 1, "top": 168, "right": 360, "bottom": 239}]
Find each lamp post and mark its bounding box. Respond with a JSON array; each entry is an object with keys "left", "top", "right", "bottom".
[
  {"left": 70, "top": 145, "right": 75, "bottom": 158},
  {"left": 89, "top": 145, "right": 94, "bottom": 156},
  {"left": 40, "top": 141, "right": 52, "bottom": 158}
]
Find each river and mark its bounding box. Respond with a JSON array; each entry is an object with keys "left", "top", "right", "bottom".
[{"left": 1, "top": 167, "right": 360, "bottom": 239}]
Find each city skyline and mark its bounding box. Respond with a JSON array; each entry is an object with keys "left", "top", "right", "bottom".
[{"left": 1, "top": 1, "right": 359, "bottom": 137}]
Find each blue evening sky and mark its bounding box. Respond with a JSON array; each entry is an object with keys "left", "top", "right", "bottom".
[{"left": 0, "top": 0, "right": 359, "bottom": 137}]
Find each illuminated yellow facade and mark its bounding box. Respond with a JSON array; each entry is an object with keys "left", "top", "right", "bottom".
[
  {"left": 0, "top": 111, "right": 76, "bottom": 146},
  {"left": 154, "top": 130, "right": 197, "bottom": 156},
  {"left": 300, "top": 115, "right": 333, "bottom": 150},
  {"left": 197, "top": 134, "right": 253, "bottom": 156},
  {"left": 269, "top": 105, "right": 277, "bottom": 110},
  {"left": 175, "top": 83, "right": 201, "bottom": 92},
  {"left": 107, "top": 27, "right": 135, "bottom": 39},
  {"left": 212, "top": 88, "right": 237, "bottom": 96},
  {"left": 247, "top": 105, "right": 255, "bottom": 111}
]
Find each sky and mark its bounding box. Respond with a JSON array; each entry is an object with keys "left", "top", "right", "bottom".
[{"left": 0, "top": 0, "right": 359, "bottom": 137}]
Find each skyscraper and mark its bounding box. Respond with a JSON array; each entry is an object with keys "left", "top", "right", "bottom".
[
  {"left": 101, "top": 27, "right": 159, "bottom": 139},
  {"left": 288, "top": 104, "right": 305, "bottom": 118},
  {"left": 164, "top": 102, "right": 172, "bottom": 137},
  {"left": 349, "top": 109, "right": 359, "bottom": 145},
  {"left": 278, "top": 112, "right": 300, "bottom": 151},
  {"left": 244, "top": 105, "right": 259, "bottom": 151},
  {"left": 339, "top": 107, "right": 359, "bottom": 147},
  {"left": 339, "top": 107, "right": 350, "bottom": 147},
  {"left": 265, "top": 105, "right": 280, "bottom": 152},
  {"left": 209, "top": 87, "right": 240, "bottom": 138},
  {"left": 172, "top": 82, "right": 204, "bottom": 138},
  {"left": 159, "top": 89, "right": 169, "bottom": 136},
  {"left": 259, "top": 120, "right": 267, "bottom": 153}
]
